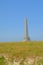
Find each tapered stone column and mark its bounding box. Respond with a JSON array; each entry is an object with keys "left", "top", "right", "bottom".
[{"left": 24, "top": 18, "right": 30, "bottom": 41}]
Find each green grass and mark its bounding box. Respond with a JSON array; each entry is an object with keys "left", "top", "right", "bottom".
[
  {"left": 0, "top": 41, "right": 43, "bottom": 65},
  {"left": 0, "top": 41, "right": 43, "bottom": 58},
  {"left": 0, "top": 56, "right": 8, "bottom": 65}
]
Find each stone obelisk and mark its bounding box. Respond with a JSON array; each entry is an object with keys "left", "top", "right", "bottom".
[{"left": 24, "top": 18, "right": 30, "bottom": 41}]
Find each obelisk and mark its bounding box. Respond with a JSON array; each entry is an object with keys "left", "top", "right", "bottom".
[{"left": 24, "top": 18, "right": 30, "bottom": 41}]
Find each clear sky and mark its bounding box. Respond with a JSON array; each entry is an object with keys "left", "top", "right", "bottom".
[{"left": 0, "top": 0, "right": 43, "bottom": 42}]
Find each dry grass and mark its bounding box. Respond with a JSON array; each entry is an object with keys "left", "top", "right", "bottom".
[{"left": 0, "top": 41, "right": 43, "bottom": 59}]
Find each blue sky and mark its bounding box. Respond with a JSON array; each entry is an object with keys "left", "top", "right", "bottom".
[{"left": 0, "top": 0, "right": 43, "bottom": 42}]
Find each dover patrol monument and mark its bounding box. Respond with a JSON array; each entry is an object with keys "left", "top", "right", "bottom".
[{"left": 23, "top": 18, "right": 30, "bottom": 41}]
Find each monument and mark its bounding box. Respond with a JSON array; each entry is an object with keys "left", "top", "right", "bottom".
[{"left": 24, "top": 18, "right": 30, "bottom": 41}]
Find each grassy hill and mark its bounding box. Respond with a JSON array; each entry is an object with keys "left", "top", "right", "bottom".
[
  {"left": 0, "top": 41, "right": 43, "bottom": 58},
  {"left": 0, "top": 41, "right": 43, "bottom": 65}
]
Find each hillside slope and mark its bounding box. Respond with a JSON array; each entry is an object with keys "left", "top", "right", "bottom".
[
  {"left": 0, "top": 42, "right": 43, "bottom": 65},
  {"left": 0, "top": 42, "right": 43, "bottom": 57}
]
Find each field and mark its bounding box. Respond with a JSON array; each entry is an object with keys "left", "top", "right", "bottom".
[{"left": 0, "top": 41, "right": 43, "bottom": 65}]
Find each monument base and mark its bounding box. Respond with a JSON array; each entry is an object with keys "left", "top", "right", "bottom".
[{"left": 23, "top": 37, "right": 30, "bottom": 42}]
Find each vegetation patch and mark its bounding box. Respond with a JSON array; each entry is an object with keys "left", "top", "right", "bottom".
[{"left": 0, "top": 42, "right": 43, "bottom": 65}]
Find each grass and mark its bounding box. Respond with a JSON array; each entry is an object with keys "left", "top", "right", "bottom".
[
  {"left": 0, "top": 41, "right": 43, "bottom": 58},
  {"left": 0, "top": 41, "right": 43, "bottom": 65},
  {"left": 0, "top": 56, "right": 7, "bottom": 65}
]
